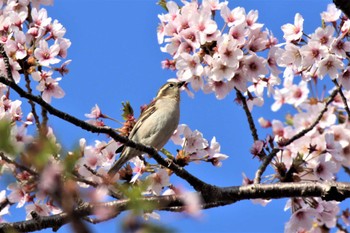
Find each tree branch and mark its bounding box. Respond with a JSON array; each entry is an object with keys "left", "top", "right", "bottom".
[
  {"left": 333, "top": 79, "right": 350, "bottom": 121},
  {"left": 1, "top": 181, "right": 349, "bottom": 232},
  {"left": 0, "top": 152, "right": 38, "bottom": 177},
  {"left": 0, "top": 46, "right": 14, "bottom": 82},
  {"left": 235, "top": 88, "right": 259, "bottom": 142}
]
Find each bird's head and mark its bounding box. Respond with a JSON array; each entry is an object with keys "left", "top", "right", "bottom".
[{"left": 156, "top": 81, "right": 185, "bottom": 100}]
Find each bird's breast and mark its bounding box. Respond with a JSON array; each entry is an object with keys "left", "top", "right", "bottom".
[{"left": 136, "top": 100, "right": 180, "bottom": 149}]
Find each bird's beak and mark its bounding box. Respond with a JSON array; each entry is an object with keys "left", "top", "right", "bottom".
[{"left": 177, "top": 81, "right": 186, "bottom": 88}]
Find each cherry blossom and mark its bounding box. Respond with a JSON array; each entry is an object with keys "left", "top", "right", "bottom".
[
  {"left": 7, "top": 183, "right": 30, "bottom": 208},
  {"left": 321, "top": 3, "right": 341, "bottom": 22},
  {"left": 311, "top": 154, "right": 337, "bottom": 180},
  {"left": 146, "top": 169, "right": 170, "bottom": 195},
  {"left": 284, "top": 207, "right": 317, "bottom": 233},
  {"left": 205, "top": 137, "right": 228, "bottom": 167},
  {"left": 316, "top": 54, "right": 343, "bottom": 80},
  {"left": 339, "top": 67, "right": 350, "bottom": 90},
  {"left": 5, "top": 31, "right": 26, "bottom": 60},
  {"left": 34, "top": 40, "right": 60, "bottom": 67},
  {"left": 220, "top": 5, "right": 246, "bottom": 27},
  {"left": 310, "top": 25, "right": 335, "bottom": 47},
  {"left": 281, "top": 13, "right": 304, "bottom": 42},
  {"left": 36, "top": 77, "right": 65, "bottom": 103}
]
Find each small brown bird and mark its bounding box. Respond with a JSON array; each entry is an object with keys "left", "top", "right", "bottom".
[{"left": 108, "top": 81, "right": 185, "bottom": 177}]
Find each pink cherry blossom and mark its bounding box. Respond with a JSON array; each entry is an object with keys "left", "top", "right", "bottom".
[
  {"left": 284, "top": 207, "right": 317, "bottom": 233},
  {"left": 130, "top": 157, "right": 145, "bottom": 183},
  {"left": 147, "top": 169, "right": 170, "bottom": 195},
  {"left": 85, "top": 104, "right": 102, "bottom": 119},
  {"left": 176, "top": 53, "right": 204, "bottom": 81},
  {"left": 38, "top": 162, "right": 63, "bottom": 196},
  {"left": 315, "top": 200, "right": 339, "bottom": 228},
  {"left": 36, "top": 77, "right": 65, "bottom": 103},
  {"left": 276, "top": 43, "right": 302, "bottom": 69},
  {"left": 341, "top": 19, "right": 350, "bottom": 35},
  {"left": 216, "top": 34, "right": 243, "bottom": 68},
  {"left": 330, "top": 37, "right": 350, "bottom": 58},
  {"left": 321, "top": 3, "right": 341, "bottom": 22},
  {"left": 311, "top": 154, "right": 337, "bottom": 180},
  {"left": 34, "top": 40, "right": 60, "bottom": 67},
  {"left": 5, "top": 31, "right": 26, "bottom": 60},
  {"left": 171, "top": 124, "right": 188, "bottom": 145},
  {"left": 48, "top": 19, "right": 66, "bottom": 39},
  {"left": 203, "top": 79, "right": 233, "bottom": 99},
  {"left": 281, "top": 13, "right": 304, "bottom": 41},
  {"left": 285, "top": 81, "right": 309, "bottom": 107},
  {"left": 220, "top": 5, "right": 246, "bottom": 27},
  {"left": 31, "top": 7, "right": 51, "bottom": 29},
  {"left": 228, "top": 71, "right": 247, "bottom": 92},
  {"left": 202, "top": 0, "right": 227, "bottom": 11},
  {"left": 310, "top": 25, "right": 335, "bottom": 47},
  {"left": 183, "top": 127, "right": 208, "bottom": 154},
  {"left": 205, "top": 137, "right": 228, "bottom": 167},
  {"left": 10, "top": 124, "right": 33, "bottom": 152},
  {"left": 7, "top": 183, "right": 30, "bottom": 208},
  {"left": 55, "top": 38, "right": 71, "bottom": 58},
  {"left": 246, "top": 10, "right": 263, "bottom": 30},
  {"left": 316, "top": 54, "right": 343, "bottom": 80},
  {"left": 246, "top": 96, "right": 264, "bottom": 112},
  {"left": 228, "top": 22, "right": 248, "bottom": 45},
  {"left": 243, "top": 53, "right": 268, "bottom": 81},
  {"left": 300, "top": 41, "right": 328, "bottom": 67},
  {"left": 31, "top": 0, "right": 54, "bottom": 9},
  {"left": 339, "top": 67, "right": 350, "bottom": 90},
  {"left": 207, "top": 56, "right": 237, "bottom": 82}
]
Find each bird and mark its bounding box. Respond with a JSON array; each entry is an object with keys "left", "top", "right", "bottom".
[{"left": 108, "top": 81, "right": 185, "bottom": 177}]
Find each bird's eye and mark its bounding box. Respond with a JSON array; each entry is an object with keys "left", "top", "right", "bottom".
[{"left": 168, "top": 83, "right": 174, "bottom": 88}]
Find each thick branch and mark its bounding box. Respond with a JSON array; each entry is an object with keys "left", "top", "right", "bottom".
[
  {"left": 333, "top": 0, "right": 350, "bottom": 18},
  {"left": 1, "top": 181, "right": 349, "bottom": 232}
]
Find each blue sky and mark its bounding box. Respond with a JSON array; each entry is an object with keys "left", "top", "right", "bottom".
[{"left": 3, "top": 0, "right": 350, "bottom": 232}]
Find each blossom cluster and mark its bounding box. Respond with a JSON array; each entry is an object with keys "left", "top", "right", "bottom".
[
  {"left": 271, "top": 4, "right": 350, "bottom": 112},
  {"left": 82, "top": 104, "right": 228, "bottom": 180},
  {"left": 158, "top": 0, "right": 278, "bottom": 108},
  {"left": 0, "top": 0, "right": 71, "bottom": 103},
  {"left": 0, "top": 0, "right": 73, "bottom": 223},
  {"left": 171, "top": 124, "right": 228, "bottom": 166},
  {"left": 159, "top": 0, "right": 350, "bottom": 232},
  {"left": 252, "top": 4, "right": 350, "bottom": 232}
]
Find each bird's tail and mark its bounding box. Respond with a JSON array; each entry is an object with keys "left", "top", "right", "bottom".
[{"left": 108, "top": 154, "right": 129, "bottom": 178}]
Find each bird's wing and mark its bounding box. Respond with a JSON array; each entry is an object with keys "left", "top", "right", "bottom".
[{"left": 128, "top": 100, "right": 157, "bottom": 139}]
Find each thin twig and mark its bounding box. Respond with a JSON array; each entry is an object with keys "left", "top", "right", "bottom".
[
  {"left": 82, "top": 211, "right": 121, "bottom": 224},
  {"left": 24, "top": 73, "right": 41, "bottom": 130},
  {"left": 235, "top": 88, "right": 259, "bottom": 141},
  {"left": 333, "top": 79, "right": 350, "bottom": 121},
  {"left": 0, "top": 152, "right": 38, "bottom": 176}
]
